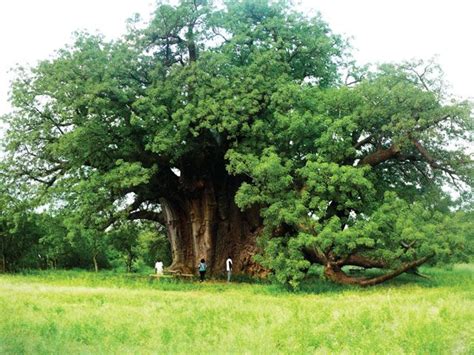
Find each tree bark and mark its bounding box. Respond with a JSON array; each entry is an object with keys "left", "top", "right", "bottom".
[
  {"left": 126, "top": 251, "right": 133, "bottom": 273},
  {"left": 360, "top": 144, "right": 400, "bottom": 166},
  {"left": 324, "top": 255, "right": 433, "bottom": 286},
  {"left": 339, "top": 254, "right": 387, "bottom": 268},
  {"left": 0, "top": 237, "right": 5, "bottom": 273},
  {"left": 160, "top": 176, "right": 264, "bottom": 276},
  {"left": 93, "top": 254, "right": 99, "bottom": 273},
  {"left": 1, "top": 253, "right": 5, "bottom": 273}
]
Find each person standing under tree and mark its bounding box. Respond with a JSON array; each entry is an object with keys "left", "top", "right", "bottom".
[
  {"left": 155, "top": 260, "right": 163, "bottom": 275},
  {"left": 226, "top": 256, "right": 233, "bottom": 282},
  {"left": 198, "top": 259, "right": 207, "bottom": 282}
]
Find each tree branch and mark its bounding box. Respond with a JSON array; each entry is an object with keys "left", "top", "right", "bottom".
[
  {"left": 324, "top": 254, "right": 434, "bottom": 286},
  {"left": 338, "top": 254, "right": 387, "bottom": 268},
  {"left": 360, "top": 144, "right": 400, "bottom": 166},
  {"left": 29, "top": 105, "right": 65, "bottom": 135},
  {"left": 358, "top": 255, "right": 433, "bottom": 286},
  {"left": 128, "top": 210, "right": 165, "bottom": 224},
  {"left": 353, "top": 135, "right": 373, "bottom": 149},
  {"left": 411, "top": 138, "right": 456, "bottom": 175}
]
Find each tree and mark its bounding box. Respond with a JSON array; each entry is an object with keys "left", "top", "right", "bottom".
[
  {"left": 2, "top": 0, "right": 472, "bottom": 284},
  {"left": 37, "top": 213, "right": 69, "bottom": 269},
  {"left": 135, "top": 222, "right": 171, "bottom": 269},
  {"left": 0, "top": 184, "right": 42, "bottom": 272},
  {"left": 64, "top": 217, "right": 108, "bottom": 273},
  {"left": 108, "top": 221, "right": 142, "bottom": 273},
  {"left": 108, "top": 220, "right": 171, "bottom": 272}
]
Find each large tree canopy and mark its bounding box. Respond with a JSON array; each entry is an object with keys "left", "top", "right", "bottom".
[{"left": 2, "top": 0, "right": 472, "bottom": 285}]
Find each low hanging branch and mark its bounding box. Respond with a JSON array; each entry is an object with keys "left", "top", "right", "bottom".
[{"left": 324, "top": 254, "right": 434, "bottom": 286}]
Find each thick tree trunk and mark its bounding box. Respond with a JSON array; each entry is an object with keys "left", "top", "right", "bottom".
[{"left": 160, "top": 176, "right": 264, "bottom": 277}]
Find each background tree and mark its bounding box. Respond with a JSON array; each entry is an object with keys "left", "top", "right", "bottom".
[
  {"left": 108, "top": 220, "right": 171, "bottom": 272},
  {"left": 1, "top": 0, "right": 472, "bottom": 284},
  {"left": 36, "top": 213, "right": 69, "bottom": 269},
  {"left": 135, "top": 223, "right": 171, "bottom": 269},
  {"left": 108, "top": 221, "right": 142, "bottom": 273},
  {"left": 0, "top": 183, "right": 42, "bottom": 272}
]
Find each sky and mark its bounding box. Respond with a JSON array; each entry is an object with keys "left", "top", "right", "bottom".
[{"left": 0, "top": 0, "right": 473, "bottom": 122}]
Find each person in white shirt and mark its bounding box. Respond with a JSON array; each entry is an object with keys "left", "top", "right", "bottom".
[
  {"left": 226, "top": 256, "right": 233, "bottom": 282},
  {"left": 155, "top": 261, "right": 163, "bottom": 275}
]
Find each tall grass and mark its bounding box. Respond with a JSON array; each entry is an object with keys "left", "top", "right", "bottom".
[{"left": 0, "top": 265, "right": 472, "bottom": 354}]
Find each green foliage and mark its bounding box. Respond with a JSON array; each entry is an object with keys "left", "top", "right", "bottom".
[
  {"left": 0, "top": 0, "right": 472, "bottom": 287},
  {"left": 227, "top": 61, "right": 472, "bottom": 287},
  {"left": 37, "top": 214, "right": 70, "bottom": 268},
  {"left": 136, "top": 227, "right": 172, "bottom": 268},
  {"left": 254, "top": 232, "right": 314, "bottom": 289},
  {"left": 256, "top": 190, "right": 473, "bottom": 289},
  {"left": 108, "top": 220, "right": 171, "bottom": 272},
  {"left": 0, "top": 176, "right": 171, "bottom": 272},
  {"left": 0, "top": 183, "right": 42, "bottom": 271}
]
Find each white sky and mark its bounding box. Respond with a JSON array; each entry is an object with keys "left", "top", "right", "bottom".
[{"left": 0, "top": 0, "right": 473, "bottom": 122}]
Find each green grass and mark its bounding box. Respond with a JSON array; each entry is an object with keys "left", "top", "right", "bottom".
[{"left": 0, "top": 265, "right": 473, "bottom": 354}]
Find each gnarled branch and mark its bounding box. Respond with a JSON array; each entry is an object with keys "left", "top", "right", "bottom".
[
  {"left": 324, "top": 254, "right": 434, "bottom": 286},
  {"left": 360, "top": 144, "right": 400, "bottom": 166}
]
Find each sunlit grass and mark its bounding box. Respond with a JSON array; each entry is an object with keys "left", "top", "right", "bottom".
[{"left": 0, "top": 265, "right": 472, "bottom": 354}]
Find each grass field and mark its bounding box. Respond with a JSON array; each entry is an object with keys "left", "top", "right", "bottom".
[{"left": 0, "top": 265, "right": 473, "bottom": 354}]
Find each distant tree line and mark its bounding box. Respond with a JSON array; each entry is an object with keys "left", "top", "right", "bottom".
[{"left": 0, "top": 186, "right": 171, "bottom": 272}]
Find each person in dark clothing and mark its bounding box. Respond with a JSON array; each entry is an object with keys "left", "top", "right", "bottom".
[{"left": 198, "top": 258, "right": 207, "bottom": 282}]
